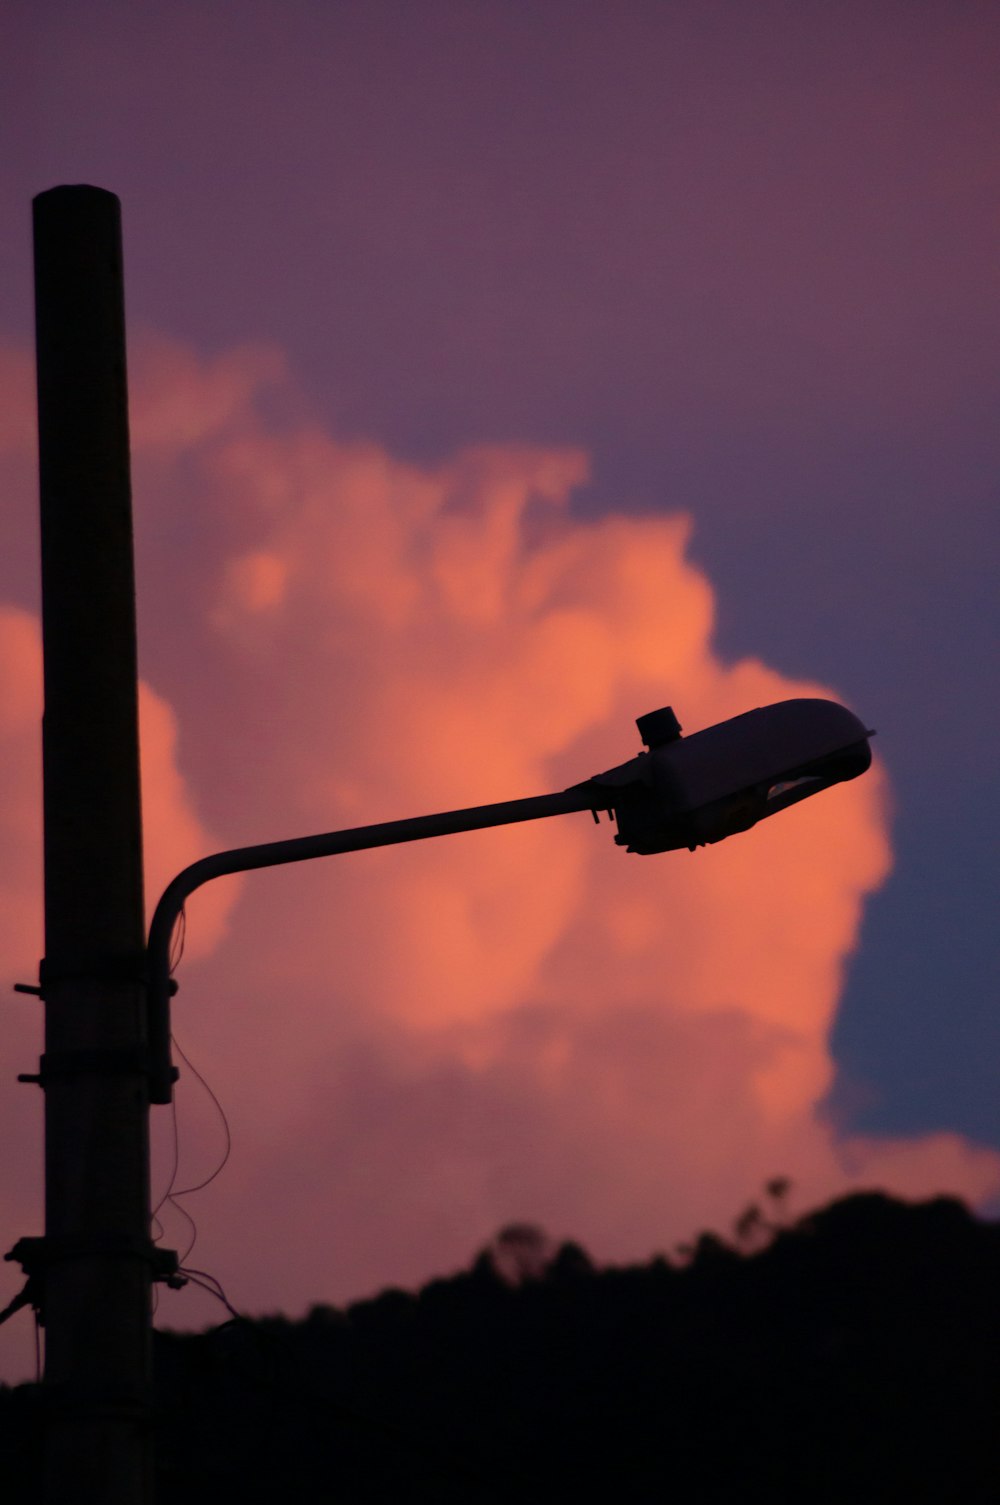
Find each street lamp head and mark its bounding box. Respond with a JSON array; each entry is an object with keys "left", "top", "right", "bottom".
[{"left": 589, "top": 698, "right": 874, "bottom": 854}]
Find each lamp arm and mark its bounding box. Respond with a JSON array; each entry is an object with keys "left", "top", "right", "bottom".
[{"left": 145, "top": 780, "right": 609, "bottom": 1103}]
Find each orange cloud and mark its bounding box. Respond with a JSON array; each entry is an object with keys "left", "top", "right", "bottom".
[{"left": 1, "top": 336, "right": 996, "bottom": 1367}]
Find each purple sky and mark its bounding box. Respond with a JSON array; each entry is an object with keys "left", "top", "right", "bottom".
[{"left": 1, "top": 1, "right": 998, "bottom": 1376}]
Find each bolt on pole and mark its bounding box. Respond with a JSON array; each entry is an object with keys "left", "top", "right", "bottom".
[{"left": 33, "top": 185, "right": 155, "bottom": 1505}]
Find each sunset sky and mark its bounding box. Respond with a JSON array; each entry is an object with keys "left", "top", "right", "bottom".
[{"left": 1, "top": 2, "right": 998, "bottom": 1380}]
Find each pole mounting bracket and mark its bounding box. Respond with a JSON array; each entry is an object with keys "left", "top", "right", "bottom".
[
  {"left": 5, "top": 1235, "right": 186, "bottom": 1291},
  {"left": 17, "top": 1047, "right": 180, "bottom": 1089}
]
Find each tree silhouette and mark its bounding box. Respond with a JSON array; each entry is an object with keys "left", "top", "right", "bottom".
[{"left": 2, "top": 1189, "right": 998, "bottom": 1504}]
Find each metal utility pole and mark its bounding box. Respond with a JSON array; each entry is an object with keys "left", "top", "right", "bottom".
[
  {"left": 5, "top": 183, "right": 876, "bottom": 1505},
  {"left": 28, "top": 184, "right": 155, "bottom": 1505}
]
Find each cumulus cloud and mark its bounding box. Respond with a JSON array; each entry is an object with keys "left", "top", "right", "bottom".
[{"left": 1, "top": 335, "right": 997, "bottom": 1365}]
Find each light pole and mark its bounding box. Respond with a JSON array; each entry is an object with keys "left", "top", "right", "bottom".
[
  {"left": 13, "top": 184, "right": 155, "bottom": 1505},
  {"left": 8, "top": 181, "right": 875, "bottom": 1505}
]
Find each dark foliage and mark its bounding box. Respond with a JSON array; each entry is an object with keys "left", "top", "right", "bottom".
[{"left": 3, "top": 1191, "right": 1000, "bottom": 1502}]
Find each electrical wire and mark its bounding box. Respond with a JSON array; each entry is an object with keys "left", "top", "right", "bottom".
[
  {"left": 168, "top": 1036, "right": 232, "bottom": 1196},
  {"left": 149, "top": 1013, "right": 238, "bottom": 1327},
  {"left": 151, "top": 1034, "right": 232, "bottom": 1265},
  {"left": 177, "top": 1266, "right": 243, "bottom": 1324}
]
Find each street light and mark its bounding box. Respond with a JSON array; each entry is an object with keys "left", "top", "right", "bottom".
[
  {"left": 18, "top": 183, "right": 876, "bottom": 1505},
  {"left": 146, "top": 696, "right": 874, "bottom": 1103}
]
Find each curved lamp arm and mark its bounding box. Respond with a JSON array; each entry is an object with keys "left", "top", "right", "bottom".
[
  {"left": 145, "top": 695, "right": 874, "bottom": 1104},
  {"left": 145, "top": 782, "right": 609, "bottom": 1103}
]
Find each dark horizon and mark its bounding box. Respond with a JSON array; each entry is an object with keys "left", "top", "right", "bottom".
[{"left": 6, "top": 1185, "right": 999, "bottom": 1502}]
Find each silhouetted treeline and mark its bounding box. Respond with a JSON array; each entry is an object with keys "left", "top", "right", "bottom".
[{"left": 3, "top": 1190, "right": 1000, "bottom": 1502}]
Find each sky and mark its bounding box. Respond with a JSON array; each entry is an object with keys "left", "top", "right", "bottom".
[{"left": 0, "top": 2, "right": 998, "bottom": 1380}]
